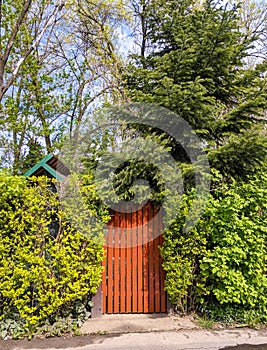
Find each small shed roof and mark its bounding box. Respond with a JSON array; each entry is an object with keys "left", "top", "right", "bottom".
[{"left": 23, "top": 154, "right": 70, "bottom": 180}]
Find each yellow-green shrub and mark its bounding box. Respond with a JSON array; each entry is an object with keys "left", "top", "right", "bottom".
[
  {"left": 0, "top": 172, "right": 106, "bottom": 334},
  {"left": 162, "top": 171, "right": 267, "bottom": 322}
]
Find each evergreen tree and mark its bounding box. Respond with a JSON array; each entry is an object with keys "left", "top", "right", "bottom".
[
  {"left": 21, "top": 139, "right": 44, "bottom": 173},
  {"left": 124, "top": 0, "right": 267, "bottom": 181}
]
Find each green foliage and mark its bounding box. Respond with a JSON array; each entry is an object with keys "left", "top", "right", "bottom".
[
  {"left": 195, "top": 314, "right": 214, "bottom": 329},
  {"left": 125, "top": 1, "right": 267, "bottom": 323},
  {"left": 0, "top": 0, "right": 128, "bottom": 173},
  {"left": 0, "top": 172, "right": 105, "bottom": 338},
  {"left": 124, "top": 0, "right": 267, "bottom": 181},
  {"left": 161, "top": 191, "right": 209, "bottom": 314},
  {"left": 200, "top": 172, "right": 267, "bottom": 310},
  {"left": 92, "top": 129, "right": 174, "bottom": 205},
  {"left": 162, "top": 170, "right": 267, "bottom": 321},
  {"left": 202, "top": 302, "right": 267, "bottom": 326}
]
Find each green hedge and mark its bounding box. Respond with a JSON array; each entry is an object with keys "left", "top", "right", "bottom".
[
  {"left": 162, "top": 171, "right": 267, "bottom": 322},
  {"left": 0, "top": 172, "right": 107, "bottom": 337}
]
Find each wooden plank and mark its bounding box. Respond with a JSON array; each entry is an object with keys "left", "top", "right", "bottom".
[
  {"left": 102, "top": 245, "right": 107, "bottom": 314},
  {"left": 107, "top": 219, "right": 114, "bottom": 313},
  {"left": 113, "top": 210, "right": 119, "bottom": 313},
  {"left": 137, "top": 206, "right": 143, "bottom": 312},
  {"left": 126, "top": 211, "right": 132, "bottom": 312},
  {"left": 120, "top": 211, "right": 126, "bottom": 312},
  {"left": 131, "top": 209, "right": 138, "bottom": 313},
  {"left": 148, "top": 204, "right": 155, "bottom": 312},
  {"left": 143, "top": 204, "right": 149, "bottom": 313}
]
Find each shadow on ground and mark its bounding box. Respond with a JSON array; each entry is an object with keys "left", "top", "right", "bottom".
[
  {"left": 223, "top": 344, "right": 267, "bottom": 350},
  {"left": 0, "top": 334, "right": 119, "bottom": 350}
]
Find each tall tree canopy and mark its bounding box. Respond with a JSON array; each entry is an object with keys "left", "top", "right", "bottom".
[
  {"left": 0, "top": 0, "right": 266, "bottom": 179},
  {"left": 124, "top": 0, "right": 267, "bottom": 181},
  {"left": 0, "top": 0, "right": 127, "bottom": 173}
]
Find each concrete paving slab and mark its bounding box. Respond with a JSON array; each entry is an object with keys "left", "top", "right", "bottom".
[
  {"left": 1, "top": 314, "right": 267, "bottom": 350},
  {"left": 80, "top": 314, "right": 199, "bottom": 334},
  {"left": 1, "top": 329, "right": 267, "bottom": 350}
]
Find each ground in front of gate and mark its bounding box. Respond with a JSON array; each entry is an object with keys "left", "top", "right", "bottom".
[{"left": 81, "top": 313, "right": 198, "bottom": 334}]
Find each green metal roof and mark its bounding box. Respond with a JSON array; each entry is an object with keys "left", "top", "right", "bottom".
[{"left": 23, "top": 154, "right": 70, "bottom": 180}]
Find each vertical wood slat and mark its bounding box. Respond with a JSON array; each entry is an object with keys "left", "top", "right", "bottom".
[
  {"left": 120, "top": 212, "right": 126, "bottom": 312},
  {"left": 148, "top": 204, "right": 155, "bottom": 312},
  {"left": 137, "top": 207, "right": 143, "bottom": 312},
  {"left": 143, "top": 204, "right": 149, "bottom": 313},
  {"left": 126, "top": 212, "right": 132, "bottom": 312},
  {"left": 113, "top": 210, "right": 119, "bottom": 313},
  {"left": 132, "top": 210, "right": 138, "bottom": 313},
  {"left": 107, "top": 220, "right": 113, "bottom": 313}
]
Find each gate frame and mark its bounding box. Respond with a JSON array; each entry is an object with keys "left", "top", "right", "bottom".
[{"left": 91, "top": 203, "right": 170, "bottom": 318}]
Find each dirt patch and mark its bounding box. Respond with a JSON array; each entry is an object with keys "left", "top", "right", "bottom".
[{"left": 0, "top": 333, "right": 117, "bottom": 350}]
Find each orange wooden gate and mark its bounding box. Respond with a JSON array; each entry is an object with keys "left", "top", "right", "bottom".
[{"left": 102, "top": 202, "right": 166, "bottom": 314}]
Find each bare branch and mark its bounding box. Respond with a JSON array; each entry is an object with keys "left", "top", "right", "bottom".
[
  {"left": 2, "top": 0, "right": 33, "bottom": 67},
  {"left": 0, "top": 1, "right": 66, "bottom": 101}
]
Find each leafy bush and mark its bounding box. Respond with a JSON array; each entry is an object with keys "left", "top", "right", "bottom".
[
  {"left": 162, "top": 171, "right": 267, "bottom": 322},
  {"left": 0, "top": 172, "right": 107, "bottom": 337},
  {"left": 161, "top": 191, "right": 209, "bottom": 314}
]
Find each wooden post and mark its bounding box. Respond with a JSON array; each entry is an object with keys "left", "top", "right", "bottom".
[{"left": 91, "top": 285, "right": 103, "bottom": 318}]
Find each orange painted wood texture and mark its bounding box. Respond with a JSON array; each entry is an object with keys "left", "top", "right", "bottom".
[{"left": 102, "top": 202, "right": 166, "bottom": 314}]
